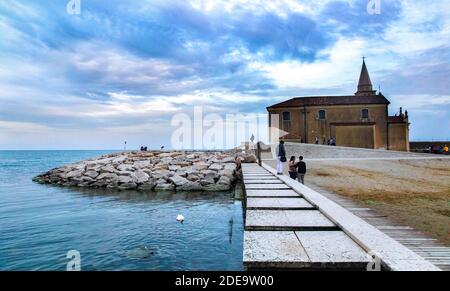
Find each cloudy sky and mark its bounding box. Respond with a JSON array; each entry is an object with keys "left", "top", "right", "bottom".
[{"left": 0, "top": 0, "right": 449, "bottom": 149}]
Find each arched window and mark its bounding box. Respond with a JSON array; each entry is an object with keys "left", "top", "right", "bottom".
[
  {"left": 282, "top": 112, "right": 291, "bottom": 132},
  {"left": 361, "top": 108, "right": 369, "bottom": 119},
  {"left": 318, "top": 110, "right": 326, "bottom": 120}
]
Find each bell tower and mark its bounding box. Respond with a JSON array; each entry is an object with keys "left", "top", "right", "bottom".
[{"left": 355, "top": 57, "right": 377, "bottom": 96}]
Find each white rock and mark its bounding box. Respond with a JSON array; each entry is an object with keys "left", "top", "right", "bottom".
[
  {"left": 85, "top": 170, "right": 99, "bottom": 179},
  {"left": 209, "top": 163, "right": 223, "bottom": 171},
  {"left": 132, "top": 170, "right": 149, "bottom": 184},
  {"left": 193, "top": 162, "right": 208, "bottom": 170},
  {"left": 155, "top": 183, "right": 175, "bottom": 191},
  {"left": 117, "top": 164, "right": 134, "bottom": 171},
  {"left": 224, "top": 163, "right": 236, "bottom": 170},
  {"left": 169, "top": 174, "right": 189, "bottom": 186},
  {"left": 134, "top": 160, "right": 151, "bottom": 169},
  {"left": 97, "top": 173, "right": 118, "bottom": 181},
  {"left": 100, "top": 165, "right": 116, "bottom": 173},
  {"left": 217, "top": 175, "right": 231, "bottom": 185},
  {"left": 112, "top": 156, "right": 127, "bottom": 164},
  {"left": 178, "top": 181, "right": 203, "bottom": 191},
  {"left": 222, "top": 157, "right": 236, "bottom": 163},
  {"left": 118, "top": 175, "right": 133, "bottom": 184},
  {"left": 65, "top": 169, "right": 83, "bottom": 179},
  {"left": 168, "top": 165, "right": 180, "bottom": 171},
  {"left": 95, "top": 157, "right": 115, "bottom": 165}
]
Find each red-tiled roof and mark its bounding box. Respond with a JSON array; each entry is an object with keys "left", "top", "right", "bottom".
[{"left": 267, "top": 94, "right": 390, "bottom": 109}]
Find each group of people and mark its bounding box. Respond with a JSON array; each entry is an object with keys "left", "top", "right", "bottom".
[
  {"left": 140, "top": 146, "right": 148, "bottom": 151},
  {"left": 314, "top": 137, "right": 336, "bottom": 146},
  {"left": 275, "top": 140, "right": 307, "bottom": 184},
  {"left": 424, "top": 144, "right": 449, "bottom": 155}
]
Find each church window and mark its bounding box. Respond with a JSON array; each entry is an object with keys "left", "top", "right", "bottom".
[
  {"left": 362, "top": 109, "right": 369, "bottom": 119},
  {"left": 318, "top": 110, "right": 326, "bottom": 120},
  {"left": 282, "top": 112, "right": 291, "bottom": 132}
]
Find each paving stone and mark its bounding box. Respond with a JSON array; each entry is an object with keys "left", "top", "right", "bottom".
[
  {"left": 246, "top": 189, "right": 300, "bottom": 197},
  {"left": 244, "top": 179, "right": 283, "bottom": 184},
  {"left": 247, "top": 198, "right": 314, "bottom": 209},
  {"left": 245, "top": 184, "right": 291, "bottom": 190},
  {"left": 243, "top": 231, "right": 310, "bottom": 268},
  {"left": 295, "top": 231, "right": 371, "bottom": 266},
  {"left": 245, "top": 210, "right": 336, "bottom": 230},
  {"left": 243, "top": 175, "right": 275, "bottom": 179}
]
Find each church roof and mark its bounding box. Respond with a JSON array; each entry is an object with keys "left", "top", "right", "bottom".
[
  {"left": 358, "top": 60, "right": 373, "bottom": 89},
  {"left": 267, "top": 94, "right": 390, "bottom": 109}
]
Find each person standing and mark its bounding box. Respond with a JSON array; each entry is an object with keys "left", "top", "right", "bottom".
[
  {"left": 297, "top": 156, "right": 306, "bottom": 184},
  {"left": 276, "top": 140, "right": 287, "bottom": 175},
  {"left": 288, "top": 156, "right": 298, "bottom": 180}
]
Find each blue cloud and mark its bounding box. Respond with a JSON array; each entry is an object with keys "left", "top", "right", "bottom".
[{"left": 0, "top": 0, "right": 449, "bottom": 149}]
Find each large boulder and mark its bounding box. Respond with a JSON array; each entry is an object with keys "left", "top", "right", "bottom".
[
  {"left": 178, "top": 181, "right": 202, "bottom": 191},
  {"left": 65, "top": 169, "right": 83, "bottom": 179},
  {"left": 209, "top": 163, "right": 223, "bottom": 171},
  {"left": 133, "top": 160, "right": 151, "bottom": 169},
  {"left": 193, "top": 162, "right": 208, "bottom": 171},
  {"left": 118, "top": 175, "right": 133, "bottom": 184},
  {"left": 84, "top": 170, "right": 99, "bottom": 179},
  {"left": 203, "top": 182, "right": 230, "bottom": 191},
  {"left": 100, "top": 165, "right": 116, "bottom": 173},
  {"left": 132, "top": 170, "right": 149, "bottom": 184},
  {"left": 154, "top": 183, "right": 175, "bottom": 191},
  {"left": 137, "top": 179, "right": 157, "bottom": 191},
  {"left": 118, "top": 182, "right": 137, "bottom": 190},
  {"left": 169, "top": 175, "right": 189, "bottom": 186},
  {"left": 117, "top": 164, "right": 134, "bottom": 171}
]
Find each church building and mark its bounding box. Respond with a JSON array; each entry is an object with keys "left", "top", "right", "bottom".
[{"left": 267, "top": 60, "right": 410, "bottom": 151}]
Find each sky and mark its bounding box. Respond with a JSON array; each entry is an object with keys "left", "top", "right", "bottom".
[{"left": 0, "top": 0, "right": 449, "bottom": 150}]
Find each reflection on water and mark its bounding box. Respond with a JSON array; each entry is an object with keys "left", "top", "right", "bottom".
[{"left": 0, "top": 151, "right": 244, "bottom": 271}]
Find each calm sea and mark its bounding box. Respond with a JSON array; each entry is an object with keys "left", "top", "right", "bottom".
[{"left": 0, "top": 150, "right": 243, "bottom": 270}]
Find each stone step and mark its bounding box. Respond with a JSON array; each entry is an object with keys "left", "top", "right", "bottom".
[
  {"left": 245, "top": 184, "right": 291, "bottom": 190},
  {"left": 245, "top": 210, "right": 337, "bottom": 231},
  {"left": 244, "top": 231, "right": 370, "bottom": 269},
  {"left": 242, "top": 174, "right": 276, "bottom": 178},
  {"left": 245, "top": 189, "right": 300, "bottom": 198},
  {"left": 244, "top": 179, "right": 283, "bottom": 184},
  {"left": 247, "top": 198, "right": 314, "bottom": 210}
]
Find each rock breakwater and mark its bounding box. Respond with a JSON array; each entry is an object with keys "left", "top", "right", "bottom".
[{"left": 33, "top": 150, "right": 256, "bottom": 191}]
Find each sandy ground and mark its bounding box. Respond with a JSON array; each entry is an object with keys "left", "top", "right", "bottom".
[{"left": 263, "top": 145, "right": 450, "bottom": 245}]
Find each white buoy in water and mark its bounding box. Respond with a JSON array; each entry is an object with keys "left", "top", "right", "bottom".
[{"left": 176, "top": 214, "right": 185, "bottom": 223}]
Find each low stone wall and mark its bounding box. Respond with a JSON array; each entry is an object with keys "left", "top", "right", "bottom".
[
  {"left": 33, "top": 150, "right": 257, "bottom": 191},
  {"left": 281, "top": 142, "right": 430, "bottom": 159}
]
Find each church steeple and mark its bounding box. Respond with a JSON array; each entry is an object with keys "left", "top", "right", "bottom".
[{"left": 355, "top": 57, "right": 376, "bottom": 96}]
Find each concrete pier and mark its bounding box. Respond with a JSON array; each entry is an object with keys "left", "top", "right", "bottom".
[{"left": 241, "top": 163, "right": 441, "bottom": 271}]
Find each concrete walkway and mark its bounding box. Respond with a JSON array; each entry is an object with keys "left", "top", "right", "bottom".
[{"left": 241, "top": 163, "right": 441, "bottom": 271}]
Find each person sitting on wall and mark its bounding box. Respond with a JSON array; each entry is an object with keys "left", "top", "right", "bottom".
[
  {"left": 297, "top": 156, "right": 306, "bottom": 184},
  {"left": 288, "top": 156, "right": 298, "bottom": 180},
  {"left": 330, "top": 137, "right": 337, "bottom": 146}
]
